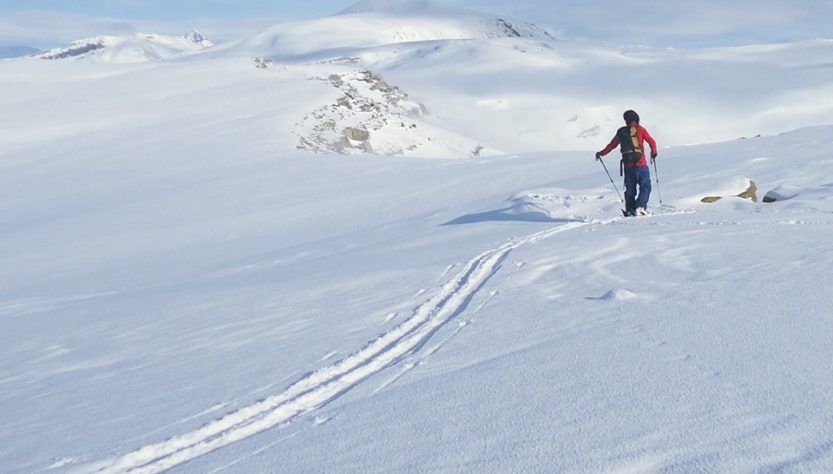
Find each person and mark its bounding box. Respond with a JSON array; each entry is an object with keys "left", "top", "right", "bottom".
[{"left": 595, "top": 110, "right": 658, "bottom": 216}]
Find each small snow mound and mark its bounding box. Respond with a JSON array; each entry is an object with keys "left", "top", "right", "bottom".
[
  {"left": 444, "top": 189, "right": 606, "bottom": 225},
  {"left": 508, "top": 189, "right": 606, "bottom": 219},
  {"left": 313, "top": 415, "right": 331, "bottom": 426},
  {"left": 763, "top": 184, "right": 800, "bottom": 203},
  {"left": 595, "top": 289, "right": 640, "bottom": 301},
  {"left": 501, "top": 195, "right": 554, "bottom": 221}
]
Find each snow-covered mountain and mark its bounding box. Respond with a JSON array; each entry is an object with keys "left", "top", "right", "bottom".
[
  {"left": 14, "top": 1, "right": 833, "bottom": 157},
  {"left": 212, "top": 0, "right": 833, "bottom": 156},
  {"left": 339, "top": 0, "right": 555, "bottom": 40},
  {"left": 33, "top": 30, "right": 213, "bottom": 63},
  {"left": 232, "top": 1, "right": 553, "bottom": 60},
  {"left": 0, "top": 44, "right": 39, "bottom": 59}
]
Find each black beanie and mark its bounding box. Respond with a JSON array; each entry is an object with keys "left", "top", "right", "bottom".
[{"left": 623, "top": 110, "right": 640, "bottom": 123}]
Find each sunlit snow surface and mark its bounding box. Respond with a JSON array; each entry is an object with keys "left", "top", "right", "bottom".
[
  {"left": 2, "top": 4, "right": 833, "bottom": 473},
  {"left": 32, "top": 31, "right": 212, "bottom": 63}
]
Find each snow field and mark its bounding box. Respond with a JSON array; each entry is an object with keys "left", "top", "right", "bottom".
[
  {"left": 3, "top": 114, "right": 833, "bottom": 471},
  {"left": 2, "top": 3, "right": 833, "bottom": 472}
]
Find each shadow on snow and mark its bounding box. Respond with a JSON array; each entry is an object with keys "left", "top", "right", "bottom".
[{"left": 443, "top": 207, "right": 584, "bottom": 225}]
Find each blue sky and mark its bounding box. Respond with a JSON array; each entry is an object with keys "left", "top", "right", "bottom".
[
  {"left": 1, "top": 0, "right": 832, "bottom": 48},
  {"left": 0, "top": 0, "right": 354, "bottom": 21}
]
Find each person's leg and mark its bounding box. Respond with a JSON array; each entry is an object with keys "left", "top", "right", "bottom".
[
  {"left": 635, "top": 165, "right": 652, "bottom": 210},
  {"left": 623, "top": 167, "right": 637, "bottom": 214}
]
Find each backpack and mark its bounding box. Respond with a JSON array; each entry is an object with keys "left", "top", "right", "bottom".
[{"left": 616, "top": 125, "right": 642, "bottom": 164}]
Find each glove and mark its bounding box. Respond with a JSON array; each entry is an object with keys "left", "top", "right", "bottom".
[
  {"left": 595, "top": 152, "right": 603, "bottom": 161},
  {"left": 650, "top": 151, "right": 658, "bottom": 159}
]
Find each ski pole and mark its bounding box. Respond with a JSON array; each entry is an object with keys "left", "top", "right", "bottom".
[
  {"left": 598, "top": 156, "right": 624, "bottom": 204},
  {"left": 651, "top": 156, "right": 664, "bottom": 216}
]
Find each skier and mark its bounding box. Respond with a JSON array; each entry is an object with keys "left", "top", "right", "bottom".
[{"left": 595, "top": 110, "right": 658, "bottom": 216}]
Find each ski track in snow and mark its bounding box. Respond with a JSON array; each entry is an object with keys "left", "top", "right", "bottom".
[
  {"left": 79, "top": 220, "right": 592, "bottom": 473},
  {"left": 121, "top": 403, "right": 229, "bottom": 446}
]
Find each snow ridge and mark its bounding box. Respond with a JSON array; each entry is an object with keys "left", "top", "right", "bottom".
[
  {"left": 81, "top": 221, "right": 589, "bottom": 473},
  {"left": 232, "top": 6, "right": 553, "bottom": 60},
  {"left": 336, "top": 0, "right": 553, "bottom": 40},
  {"left": 33, "top": 31, "right": 213, "bottom": 63}
]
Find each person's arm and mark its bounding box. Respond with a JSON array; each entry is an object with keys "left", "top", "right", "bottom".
[
  {"left": 596, "top": 134, "right": 620, "bottom": 159},
  {"left": 642, "top": 127, "right": 658, "bottom": 158}
]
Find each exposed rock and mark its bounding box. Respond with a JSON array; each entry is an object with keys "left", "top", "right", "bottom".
[
  {"left": 337, "top": 96, "right": 353, "bottom": 109},
  {"left": 185, "top": 30, "right": 212, "bottom": 48},
  {"left": 344, "top": 127, "right": 370, "bottom": 141},
  {"left": 701, "top": 180, "right": 757, "bottom": 203},
  {"left": 254, "top": 57, "right": 273, "bottom": 69},
  {"left": 38, "top": 41, "right": 105, "bottom": 60},
  {"left": 294, "top": 67, "right": 490, "bottom": 157},
  {"left": 328, "top": 74, "right": 344, "bottom": 87},
  {"left": 295, "top": 69, "right": 427, "bottom": 155},
  {"left": 738, "top": 181, "right": 758, "bottom": 202}
]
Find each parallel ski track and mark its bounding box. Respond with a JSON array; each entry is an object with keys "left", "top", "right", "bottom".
[{"left": 83, "top": 221, "right": 591, "bottom": 473}]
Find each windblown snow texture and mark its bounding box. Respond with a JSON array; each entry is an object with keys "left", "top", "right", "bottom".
[{"left": 2, "top": 2, "right": 833, "bottom": 473}]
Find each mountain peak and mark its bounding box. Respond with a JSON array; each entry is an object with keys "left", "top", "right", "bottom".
[{"left": 185, "top": 30, "right": 213, "bottom": 48}]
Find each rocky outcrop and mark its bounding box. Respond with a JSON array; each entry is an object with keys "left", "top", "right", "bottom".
[
  {"left": 701, "top": 180, "right": 758, "bottom": 203},
  {"left": 343, "top": 127, "right": 370, "bottom": 141},
  {"left": 254, "top": 57, "right": 273, "bottom": 69},
  {"left": 37, "top": 41, "right": 106, "bottom": 60},
  {"left": 294, "top": 69, "right": 430, "bottom": 155},
  {"left": 264, "top": 64, "right": 495, "bottom": 158}
]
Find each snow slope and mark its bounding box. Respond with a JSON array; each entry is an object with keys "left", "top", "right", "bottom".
[
  {"left": 225, "top": 1, "right": 553, "bottom": 61},
  {"left": 3, "top": 3, "right": 833, "bottom": 473},
  {"left": 343, "top": 37, "right": 833, "bottom": 152},
  {"left": 209, "top": 2, "right": 833, "bottom": 154},
  {"left": 32, "top": 31, "right": 213, "bottom": 63}
]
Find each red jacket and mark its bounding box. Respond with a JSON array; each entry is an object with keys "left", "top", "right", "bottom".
[{"left": 599, "top": 122, "right": 657, "bottom": 167}]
